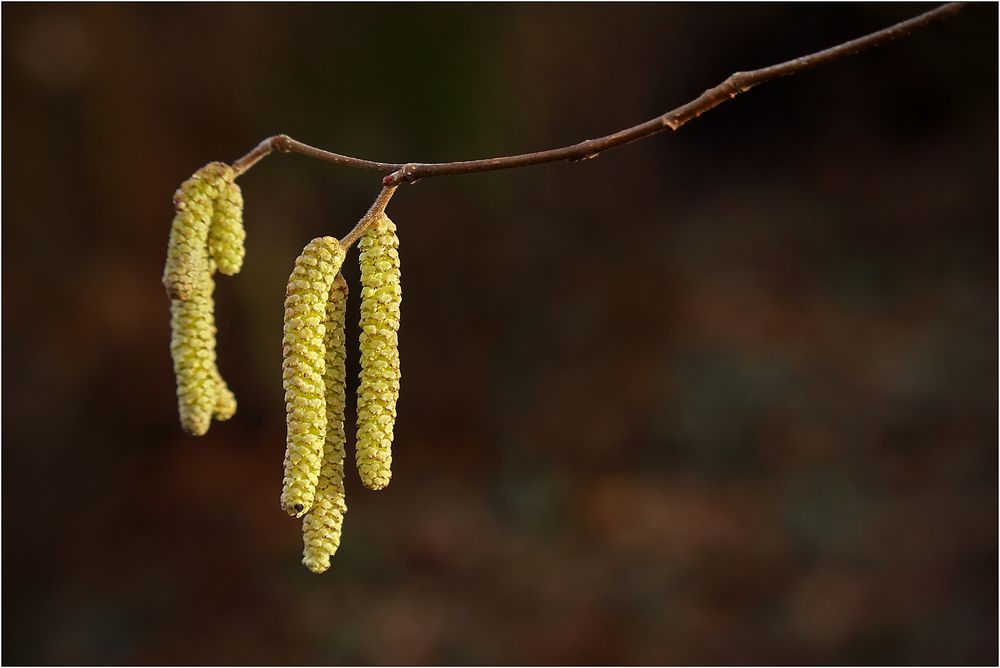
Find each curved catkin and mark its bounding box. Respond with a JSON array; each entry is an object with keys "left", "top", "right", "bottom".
[
  {"left": 163, "top": 162, "right": 234, "bottom": 301},
  {"left": 302, "top": 274, "right": 349, "bottom": 574},
  {"left": 165, "top": 162, "right": 240, "bottom": 434},
  {"left": 356, "top": 213, "right": 401, "bottom": 491},
  {"left": 208, "top": 181, "right": 246, "bottom": 276},
  {"left": 281, "top": 237, "right": 346, "bottom": 517},
  {"left": 170, "top": 273, "right": 220, "bottom": 436}
]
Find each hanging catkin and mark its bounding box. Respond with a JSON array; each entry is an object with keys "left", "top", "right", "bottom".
[
  {"left": 302, "top": 274, "right": 349, "bottom": 573},
  {"left": 208, "top": 181, "right": 246, "bottom": 276},
  {"left": 356, "top": 213, "right": 401, "bottom": 490},
  {"left": 281, "top": 237, "right": 346, "bottom": 517},
  {"left": 163, "top": 162, "right": 234, "bottom": 301},
  {"left": 165, "top": 162, "right": 243, "bottom": 435}
]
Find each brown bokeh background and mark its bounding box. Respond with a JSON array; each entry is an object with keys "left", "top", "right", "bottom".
[{"left": 3, "top": 3, "right": 997, "bottom": 665}]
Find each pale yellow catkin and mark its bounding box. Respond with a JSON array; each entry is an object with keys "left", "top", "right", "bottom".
[
  {"left": 209, "top": 181, "right": 246, "bottom": 276},
  {"left": 356, "top": 213, "right": 401, "bottom": 491},
  {"left": 281, "top": 237, "right": 346, "bottom": 517},
  {"left": 163, "top": 162, "right": 234, "bottom": 301},
  {"left": 170, "top": 274, "right": 220, "bottom": 436},
  {"left": 166, "top": 162, "right": 242, "bottom": 435},
  {"left": 302, "top": 274, "right": 349, "bottom": 574}
]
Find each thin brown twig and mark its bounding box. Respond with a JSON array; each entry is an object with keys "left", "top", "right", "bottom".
[
  {"left": 339, "top": 185, "right": 398, "bottom": 250},
  {"left": 230, "top": 3, "right": 966, "bottom": 185}
]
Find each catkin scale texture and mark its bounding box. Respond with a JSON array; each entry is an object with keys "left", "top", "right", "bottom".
[
  {"left": 166, "top": 162, "right": 242, "bottom": 435},
  {"left": 213, "top": 367, "right": 238, "bottom": 421},
  {"left": 209, "top": 181, "right": 246, "bottom": 276},
  {"left": 170, "top": 276, "right": 220, "bottom": 436},
  {"left": 281, "top": 237, "right": 346, "bottom": 517},
  {"left": 163, "top": 162, "right": 234, "bottom": 301},
  {"left": 356, "top": 214, "right": 401, "bottom": 490},
  {"left": 302, "top": 274, "right": 349, "bottom": 573}
]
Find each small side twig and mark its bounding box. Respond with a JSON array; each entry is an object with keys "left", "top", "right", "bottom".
[{"left": 231, "top": 137, "right": 275, "bottom": 176}]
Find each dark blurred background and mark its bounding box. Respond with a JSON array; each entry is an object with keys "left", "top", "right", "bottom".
[{"left": 3, "top": 3, "right": 997, "bottom": 665}]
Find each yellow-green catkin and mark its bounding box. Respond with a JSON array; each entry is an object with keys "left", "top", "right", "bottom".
[
  {"left": 302, "top": 274, "right": 349, "bottom": 573},
  {"left": 170, "top": 273, "right": 220, "bottom": 436},
  {"left": 166, "top": 162, "right": 243, "bottom": 435},
  {"left": 281, "top": 237, "right": 346, "bottom": 517},
  {"left": 208, "top": 181, "right": 246, "bottom": 276},
  {"left": 171, "top": 269, "right": 237, "bottom": 433},
  {"left": 163, "top": 162, "right": 234, "bottom": 301},
  {"left": 356, "top": 213, "right": 401, "bottom": 491}
]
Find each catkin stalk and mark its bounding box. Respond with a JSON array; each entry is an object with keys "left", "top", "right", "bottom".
[
  {"left": 302, "top": 274, "right": 349, "bottom": 573},
  {"left": 281, "top": 237, "right": 346, "bottom": 517},
  {"left": 356, "top": 213, "right": 401, "bottom": 490}
]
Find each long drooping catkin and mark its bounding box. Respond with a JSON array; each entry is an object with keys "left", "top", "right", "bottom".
[
  {"left": 165, "top": 162, "right": 243, "bottom": 435},
  {"left": 209, "top": 181, "right": 246, "bottom": 276},
  {"left": 356, "top": 213, "right": 401, "bottom": 490},
  {"left": 281, "top": 237, "right": 346, "bottom": 517},
  {"left": 302, "top": 274, "right": 349, "bottom": 573},
  {"left": 163, "top": 162, "right": 234, "bottom": 301}
]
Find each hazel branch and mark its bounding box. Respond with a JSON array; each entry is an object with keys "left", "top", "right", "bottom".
[{"left": 230, "top": 3, "right": 966, "bottom": 185}]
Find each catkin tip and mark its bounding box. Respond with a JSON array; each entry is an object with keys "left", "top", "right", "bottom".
[
  {"left": 302, "top": 558, "right": 329, "bottom": 574},
  {"left": 181, "top": 415, "right": 212, "bottom": 437},
  {"left": 213, "top": 372, "right": 238, "bottom": 421},
  {"left": 282, "top": 500, "right": 308, "bottom": 518},
  {"left": 363, "top": 477, "right": 391, "bottom": 492}
]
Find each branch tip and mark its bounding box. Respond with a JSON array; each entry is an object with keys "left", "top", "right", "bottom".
[{"left": 227, "top": 4, "right": 966, "bottom": 184}]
